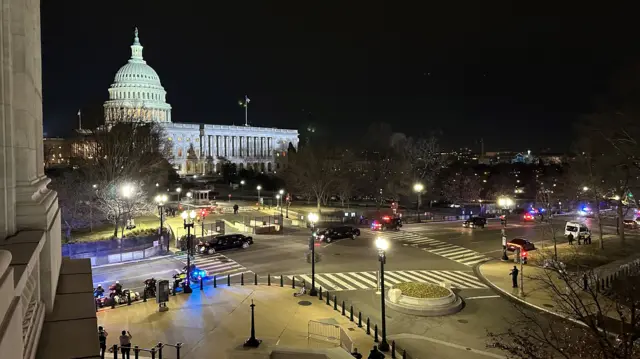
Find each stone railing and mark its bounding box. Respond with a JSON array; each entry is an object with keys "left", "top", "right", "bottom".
[{"left": 0, "top": 231, "right": 48, "bottom": 359}]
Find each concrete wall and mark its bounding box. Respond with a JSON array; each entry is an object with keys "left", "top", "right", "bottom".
[{"left": 270, "top": 347, "right": 355, "bottom": 359}]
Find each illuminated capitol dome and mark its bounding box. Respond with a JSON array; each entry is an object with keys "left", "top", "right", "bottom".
[
  {"left": 103, "top": 28, "right": 172, "bottom": 123},
  {"left": 102, "top": 27, "right": 299, "bottom": 176}
]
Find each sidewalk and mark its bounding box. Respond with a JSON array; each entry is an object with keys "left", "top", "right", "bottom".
[
  {"left": 477, "top": 261, "right": 629, "bottom": 334},
  {"left": 96, "top": 285, "right": 379, "bottom": 359}
]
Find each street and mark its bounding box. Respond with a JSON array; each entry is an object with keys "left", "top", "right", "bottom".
[{"left": 91, "top": 216, "right": 621, "bottom": 358}]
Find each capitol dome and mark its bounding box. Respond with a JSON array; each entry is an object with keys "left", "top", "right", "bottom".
[{"left": 104, "top": 28, "right": 172, "bottom": 124}]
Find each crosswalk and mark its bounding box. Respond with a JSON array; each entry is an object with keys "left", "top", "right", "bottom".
[
  {"left": 174, "top": 253, "right": 252, "bottom": 279},
  {"left": 287, "top": 270, "right": 487, "bottom": 292},
  {"left": 365, "top": 230, "right": 491, "bottom": 266}
]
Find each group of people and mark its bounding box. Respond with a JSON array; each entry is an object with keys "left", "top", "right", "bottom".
[
  {"left": 98, "top": 326, "right": 133, "bottom": 359},
  {"left": 351, "top": 345, "right": 386, "bottom": 358},
  {"left": 567, "top": 233, "right": 592, "bottom": 245}
]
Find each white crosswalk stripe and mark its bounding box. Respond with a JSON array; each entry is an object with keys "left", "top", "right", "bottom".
[
  {"left": 174, "top": 253, "right": 252, "bottom": 279},
  {"left": 287, "top": 270, "right": 487, "bottom": 292},
  {"left": 363, "top": 229, "right": 491, "bottom": 266}
]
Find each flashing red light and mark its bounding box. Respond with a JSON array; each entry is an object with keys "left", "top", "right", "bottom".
[
  {"left": 314, "top": 242, "right": 321, "bottom": 247},
  {"left": 382, "top": 216, "right": 391, "bottom": 221}
]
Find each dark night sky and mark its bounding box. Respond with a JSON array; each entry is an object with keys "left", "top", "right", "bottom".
[{"left": 41, "top": 2, "right": 638, "bottom": 151}]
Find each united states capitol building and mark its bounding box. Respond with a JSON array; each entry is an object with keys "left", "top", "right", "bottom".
[{"left": 103, "top": 28, "right": 299, "bottom": 176}]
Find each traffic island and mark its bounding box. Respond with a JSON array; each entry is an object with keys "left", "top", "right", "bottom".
[{"left": 385, "top": 282, "right": 463, "bottom": 316}]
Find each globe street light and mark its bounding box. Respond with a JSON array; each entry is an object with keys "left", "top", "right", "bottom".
[
  {"left": 181, "top": 209, "right": 197, "bottom": 294},
  {"left": 155, "top": 194, "right": 168, "bottom": 251},
  {"left": 582, "top": 186, "right": 589, "bottom": 192},
  {"left": 240, "top": 180, "right": 245, "bottom": 190},
  {"left": 308, "top": 213, "right": 319, "bottom": 296},
  {"left": 413, "top": 183, "right": 424, "bottom": 222},
  {"left": 177, "top": 187, "right": 182, "bottom": 204},
  {"left": 375, "top": 237, "right": 390, "bottom": 352}
]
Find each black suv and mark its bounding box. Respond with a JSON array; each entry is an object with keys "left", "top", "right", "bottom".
[
  {"left": 315, "top": 226, "right": 361, "bottom": 243},
  {"left": 197, "top": 234, "right": 253, "bottom": 254},
  {"left": 462, "top": 217, "right": 487, "bottom": 228}
]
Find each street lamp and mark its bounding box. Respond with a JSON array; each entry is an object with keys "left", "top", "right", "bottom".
[
  {"left": 181, "top": 209, "right": 197, "bottom": 294},
  {"left": 497, "top": 197, "right": 513, "bottom": 208},
  {"left": 155, "top": 194, "right": 168, "bottom": 251},
  {"left": 186, "top": 192, "right": 193, "bottom": 200},
  {"left": 240, "top": 180, "right": 245, "bottom": 190},
  {"left": 256, "top": 185, "right": 262, "bottom": 207},
  {"left": 308, "top": 213, "right": 319, "bottom": 296},
  {"left": 582, "top": 186, "right": 589, "bottom": 192},
  {"left": 413, "top": 183, "right": 424, "bottom": 222},
  {"left": 120, "top": 184, "right": 134, "bottom": 238},
  {"left": 375, "top": 237, "right": 390, "bottom": 352},
  {"left": 177, "top": 187, "right": 182, "bottom": 204}
]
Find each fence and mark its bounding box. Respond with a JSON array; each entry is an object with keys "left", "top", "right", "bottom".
[
  {"left": 97, "top": 273, "right": 409, "bottom": 358},
  {"left": 101, "top": 342, "right": 183, "bottom": 359},
  {"left": 62, "top": 231, "right": 170, "bottom": 266},
  {"left": 239, "top": 214, "right": 284, "bottom": 234}
]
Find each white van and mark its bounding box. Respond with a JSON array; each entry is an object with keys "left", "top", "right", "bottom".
[{"left": 564, "top": 221, "right": 590, "bottom": 240}]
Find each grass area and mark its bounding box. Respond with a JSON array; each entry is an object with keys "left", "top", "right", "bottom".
[
  {"left": 530, "top": 234, "right": 640, "bottom": 270},
  {"left": 68, "top": 215, "right": 160, "bottom": 242},
  {"left": 394, "top": 282, "right": 450, "bottom": 298}
]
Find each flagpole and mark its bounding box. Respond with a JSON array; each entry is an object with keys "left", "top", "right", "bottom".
[
  {"left": 78, "top": 110, "right": 82, "bottom": 130},
  {"left": 244, "top": 95, "right": 249, "bottom": 126}
]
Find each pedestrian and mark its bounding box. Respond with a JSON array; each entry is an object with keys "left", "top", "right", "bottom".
[
  {"left": 119, "top": 330, "right": 133, "bottom": 359},
  {"left": 351, "top": 348, "right": 363, "bottom": 359},
  {"left": 510, "top": 266, "right": 519, "bottom": 288},
  {"left": 567, "top": 233, "right": 574, "bottom": 245},
  {"left": 98, "top": 326, "right": 108, "bottom": 359},
  {"left": 233, "top": 204, "right": 239, "bottom": 214},
  {"left": 367, "top": 345, "right": 385, "bottom": 359}
]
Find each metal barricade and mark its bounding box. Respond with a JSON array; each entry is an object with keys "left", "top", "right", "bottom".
[{"left": 308, "top": 320, "right": 340, "bottom": 345}]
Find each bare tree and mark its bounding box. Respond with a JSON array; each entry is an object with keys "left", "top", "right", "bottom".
[
  {"left": 93, "top": 179, "right": 153, "bottom": 237},
  {"left": 50, "top": 171, "right": 99, "bottom": 239},
  {"left": 282, "top": 145, "right": 338, "bottom": 212},
  {"left": 442, "top": 171, "right": 482, "bottom": 205},
  {"left": 405, "top": 136, "right": 448, "bottom": 201},
  {"left": 487, "top": 250, "right": 640, "bottom": 359}
]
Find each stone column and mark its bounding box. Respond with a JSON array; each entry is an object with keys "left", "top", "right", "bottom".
[
  {"left": 0, "top": 0, "right": 61, "bottom": 314},
  {"left": 232, "top": 136, "right": 237, "bottom": 157},
  {"left": 261, "top": 137, "right": 265, "bottom": 157}
]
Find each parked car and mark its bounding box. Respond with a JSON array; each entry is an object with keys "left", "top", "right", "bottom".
[
  {"left": 564, "top": 221, "right": 591, "bottom": 241},
  {"left": 197, "top": 234, "right": 253, "bottom": 254},
  {"left": 314, "top": 226, "right": 360, "bottom": 243},
  {"left": 462, "top": 217, "right": 487, "bottom": 228},
  {"left": 506, "top": 237, "right": 536, "bottom": 252},
  {"left": 624, "top": 219, "right": 639, "bottom": 229}
]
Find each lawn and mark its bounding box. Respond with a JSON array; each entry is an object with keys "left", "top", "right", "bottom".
[
  {"left": 530, "top": 233, "right": 640, "bottom": 270},
  {"left": 68, "top": 215, "right": 160, "bottom": 242},
  {"left": 394, "top": 282, "right": 450, "bottom": 298}
]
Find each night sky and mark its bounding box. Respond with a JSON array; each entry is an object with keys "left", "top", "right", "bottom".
[{"left": 41, "top": 2, "right": 637, "bottom": 151}]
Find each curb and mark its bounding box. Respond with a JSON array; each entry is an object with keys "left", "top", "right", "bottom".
[{"left": 472, "top": 261, "right": 587, "bottom": 328}]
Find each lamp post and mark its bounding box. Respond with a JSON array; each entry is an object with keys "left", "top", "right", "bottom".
[
  {"left": 177, "top": 187, "right": 182, "bottom": 204},
  {"left": 155, "top": 194, "right": 168, "bottom": 251},
  {"left": 308, "top": 213, "right": 319, "bottom": 296},
  {"left": 413, "top": 183, "right": 424, "bottom": 222},
  {"left": 120, "top": 184, "right": 134, "bottom": 238},
  {"left": 181, "top": 210, "right": 196, "bottom": 294},
  {"left": 256, "top": 185, "right": 262, "bottom": 207},
  {"left": 186, "top": 192, "right": 192, "bottom": 202},
  {"left": 90, "top": 184, "right": 97, "bottom": 232},
  {"left": 285, "top": 193, "right": 290, "bottom": 218},
  {"left": 375, "top": 237, "right": 390, "bottom": 352},
  {"left": 240, "top": 180, "right": 245, "bottom": 190},
  {"left": 276, "top": 194, "right": 281, "bottom": 213}
]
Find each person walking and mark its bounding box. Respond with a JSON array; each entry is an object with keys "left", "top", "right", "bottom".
[
  {"left": 119, "top": 330, "right": 133, "bottom": 359},
  {"left": 98, "top": 326, "right": 108, "bottom": 359},
  {"left": 510, "top": 266, "right": 519, "bottom": 288},
  {"left": 567, "top": 233, "right": 574, "bottom": 245}
]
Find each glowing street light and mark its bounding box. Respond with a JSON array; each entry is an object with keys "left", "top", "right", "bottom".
[
  {"left": 181, "top": 209, "right": 197, "bottom": 294},
  {"left": 413, "top": 183, "right": 424, "bottom": 222},
  {"left": 186, "top": 192, "right": 193, "bottom": 199},
  {"left": 155, "top": 194, "right": 168, "bottom": 250},
  {"left": 497, "top": 197, "right": 513, "bottom": 208},
  {"left": 256, "top": 185, "right": 262, "bottom": 207},
  {"left": 120, "top": 184, "right": 134, "bottom": 198},
  {"left": 582, "top": 186, "right": 589, "bottom": 192},
  {"left": 375, "top": 237, "right": 390, "bottom": 352}
]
